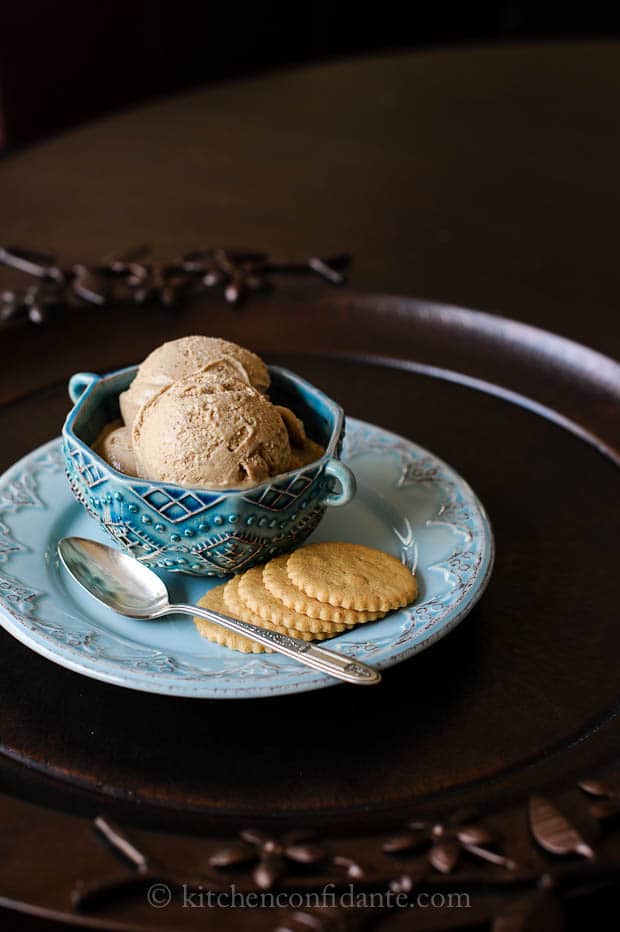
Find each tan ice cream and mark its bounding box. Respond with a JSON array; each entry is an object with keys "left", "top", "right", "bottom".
[
  {"left": 132, "top": 369, "right": 290, "bottom": 489},
  {"left": 276, "top": 405, "right": 325, "bottom": 469},
  {"left": 119, "top": 335, "right": 270, "bottom": 430},
  {"left": 93, "top": 422, "right": 137, "bottom": 476}
]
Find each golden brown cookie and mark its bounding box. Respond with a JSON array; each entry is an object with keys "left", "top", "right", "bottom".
[
  {"left": 286, "top": 542, "right": 417, "bottom": 611},
  {"left": 193, "top": 584, "right": 269, "bottom": 653},
  {"left": 238, "top": 564, "right": 355, "bottom": 633},
  {"left": 263, "top": 555, "right": 384, "bottom": 624},
  {"left": 223, "top": 576, "right": 334, "bottom": 644},
  {"left": 195, "top": 581, "right": 325, "bottom": 653}
]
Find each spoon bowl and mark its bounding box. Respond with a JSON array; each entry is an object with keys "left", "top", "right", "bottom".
[{"left": 58, "top": 537, "right": 170, "bottom": 618}]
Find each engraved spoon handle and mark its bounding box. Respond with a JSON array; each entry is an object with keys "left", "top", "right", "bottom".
[{"left": 172, "top": 603, "right": 381, "bottom": 685}]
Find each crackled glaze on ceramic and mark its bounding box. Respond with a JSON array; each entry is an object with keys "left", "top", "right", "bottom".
[{"left": 0, "top": 421, "right": 493, "bottom": 698}]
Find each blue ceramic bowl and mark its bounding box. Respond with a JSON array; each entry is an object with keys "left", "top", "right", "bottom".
[{"left": 62, "top": 365, "right": 356, "bottom": 577}]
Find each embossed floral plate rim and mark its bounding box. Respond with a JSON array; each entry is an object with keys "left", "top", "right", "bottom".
[{"left": 0, "top": 420, "right": 493, "bottom": 698}]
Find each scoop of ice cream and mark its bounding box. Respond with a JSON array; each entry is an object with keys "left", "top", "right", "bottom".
[
  {"left": 275, "top": 406, "right": 307, "bottom": 447},
  {"left": 119, "top": 335, "right": 270, "bottom": 430},
  {"left": 93, "top": 422, "right": 137, "bottom": 476},
  {"left": 288, "top": 438, "right": 325, "bottom": 470},
  {"left": 133, "top": 370, "right": 290, "bottom": 489},
  {"left": 275, "top": 405, "right": 325, "bottom": 470}
]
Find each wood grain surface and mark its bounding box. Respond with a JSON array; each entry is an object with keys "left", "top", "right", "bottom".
[{"left": 0, "top": 42, "right": 619, "bottom": 931}]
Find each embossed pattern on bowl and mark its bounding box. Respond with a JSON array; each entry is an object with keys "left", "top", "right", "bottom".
[{"left": 63, "top": 366, "right": 355, "bottom": 577}]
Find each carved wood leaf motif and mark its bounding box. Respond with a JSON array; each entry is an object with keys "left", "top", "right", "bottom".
[
  {"left": 0, "top": 245, "right": 351, "bottom": 322},
  {"left": 382, "top": 814, "right": 516, "bottom": 874},
  {"left": 209, "top": 829, "right": 330, "bottom": 890},
  {"left": 528, "top": 795, "right": 594, "bottom": 859},
  {"left": 209, "top": 829, "right": 364, "bottom": 891},
  {"left": 69, "top": 774, "right": 620, "bottom": 927}
]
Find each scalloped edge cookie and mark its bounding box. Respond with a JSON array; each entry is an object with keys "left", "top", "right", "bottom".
[
  {"left": 263, "top": 555, "right": 384, "bottom": 624},
  {"left": 286, "top": 542, "right": 417, "bottom": 611}
]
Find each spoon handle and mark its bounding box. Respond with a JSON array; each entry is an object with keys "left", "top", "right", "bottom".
[{"left": 175, "top": 604, "right": 381, "bottom": 686}]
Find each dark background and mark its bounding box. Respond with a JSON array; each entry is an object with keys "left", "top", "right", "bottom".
[{"left": 1, "top": 1, "right": 619, "bottom": 151}]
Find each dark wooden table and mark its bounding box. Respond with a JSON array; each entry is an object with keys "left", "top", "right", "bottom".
[
  {"left": 1, "top": 42, "right": 619, "bottom": 931},
  {"left": 2, "top": 40, "right": 620, "bottom": 359}
]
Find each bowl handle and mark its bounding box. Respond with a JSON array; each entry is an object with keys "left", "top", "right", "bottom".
[
  {"left": 322, "top": 459, "right": 356, "bottom": 507},
  {"left": 68, "top": 372, "right": 100, "bottom": 404}
]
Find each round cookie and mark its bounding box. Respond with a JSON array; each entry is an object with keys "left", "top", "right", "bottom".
[
  {"left": 286, "top": 542, "right": 417, "bottom": 612},
  {"left": 194, "top": 583, "right": 269, "bottom": 653},
  {"left": 239, "top": 565, "right": 355, "bottom": 634},
  {"left": 263, "top": 555, "right": 384, "bottom": 624},
  {"left": 224, "top": 576, "right": 333, "bottom": 643}
]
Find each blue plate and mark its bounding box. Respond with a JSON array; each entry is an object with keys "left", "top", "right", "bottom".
[{"left": 0, "top": 420, "right": 493, "bottom": 698}]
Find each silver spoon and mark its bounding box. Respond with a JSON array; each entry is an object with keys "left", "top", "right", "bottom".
[{"left": 57, "top": 537, "right": 381, "bottom": 686}]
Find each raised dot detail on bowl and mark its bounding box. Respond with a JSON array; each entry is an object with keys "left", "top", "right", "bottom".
[
  {"left": 170, "top": 534, "right": 181, "bottom": 542},
  {"left": 214, "top": 516, "right": 224, "bottom": 526},
  {"left": 113, "top": 492, "right": 123, "bottom": 501},
  {"left": 246, "top": 515, "right": 256, "bottom": 526},
  {"left": 142, "top": 515, "right": 152, "bottom": 525},
  {"left": 128, "top": 504, "right": 138, "bottom": 513},
  {"left": 228, "top": 514, "right": 238, "bottom": 524},
  {"left": 155, "top": 523, "right": 165, "bottom": 532},
  {"left": 184, "top": 529, "right": 195, "bottom": 537},
  {"left": 198, "top": 523, "right": 209, "bottom": 532}
]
